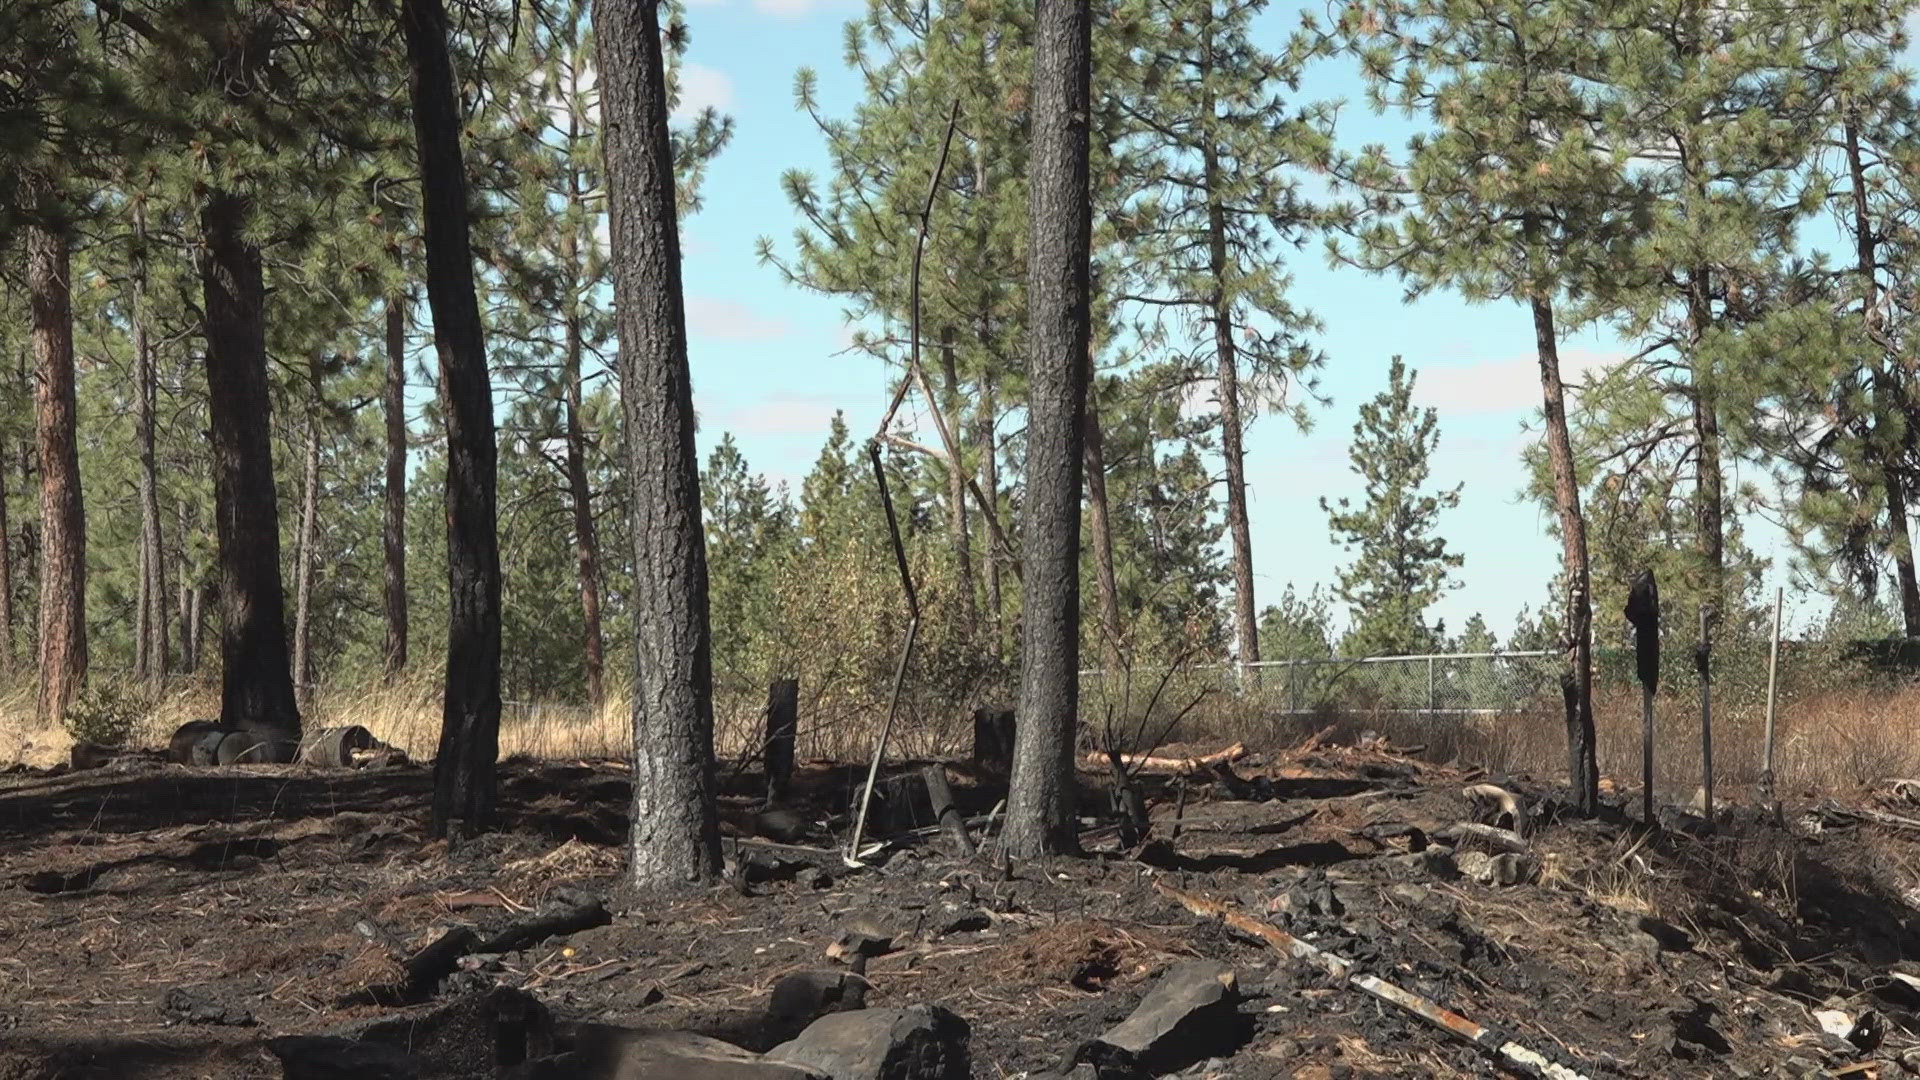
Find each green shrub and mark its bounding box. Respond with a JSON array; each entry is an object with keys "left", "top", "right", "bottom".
[{"left": 63, "top": 682, "right": 157, "bottom": 747}]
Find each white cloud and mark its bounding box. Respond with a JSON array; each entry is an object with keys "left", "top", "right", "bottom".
[
  {"left": 673, "top": 62, "right": 734, "bottom": 121},
  {"left": 685, "top": 296, "right": 792, "bottom": 342},
  {"left": 1411, "top": 348, "right": 1622, "bottom": 417}
]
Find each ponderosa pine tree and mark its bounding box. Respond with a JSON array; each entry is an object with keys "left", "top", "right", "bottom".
[
  {"left": 1330, "top": 0, "right": 1645, "bottom": 813},
  {"left": 1321, "top": 356, "right": 1460, "bottom": 656},
  {"left": 402, "top": 0, "right": 504, "bottom": 836},
  {"left": 27, "top": 186, "right": 86, "bottom": 729},
  {"left": 1111, "top": 0, "right": 1328, "bottom": 671},
  {"left": 383, "top": 294, "right": 410, "bottom": 673},
  {"left": 1005, "top": 0, "right": 1092, "bottom": 860},
  {"left": 596, "top": 0, "right": 723, "bottom": 889}
]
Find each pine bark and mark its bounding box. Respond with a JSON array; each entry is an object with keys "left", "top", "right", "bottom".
[
  {"left": 28, "top": 210, "right": 86, "bottom": 727},
  {"left": 292, "top": 355, "right": 322, "bottom": 696},
  {"left": 1685, "top": 268, "right": 1724, "bottom": 627},
  {"left": 1531, "top": 288, "right": 1597, "bottom": 815},
  {"left": 1006, "top": 0, "right": 1092, "bottom": 859},
  {"left": 596, "top": 0, "right": 723, "bottom": 890},
  {"left": 403, "top": 0, "right": 504, "bottom": 838},
  {"left": 132, "top": 200, "right": 167, "bottom": 683},
  {"left": 383, "top": 296, "right": 410, "bottom": 673}
]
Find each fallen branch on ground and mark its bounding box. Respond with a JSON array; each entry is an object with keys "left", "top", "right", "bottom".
[
  {"left": 1084, "top": 742, "right": 1247, "bottom": 774},
  {"left": 1435, "top": 822, "right": 1532, "bottom": 855},
  {"left": 1154, "top": 880, "right": 1591, "bottom": 1080}
]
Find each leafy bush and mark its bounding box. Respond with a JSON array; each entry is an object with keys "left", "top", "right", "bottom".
[{"left": 63, "top": 682, "right": 158, "bottom": 747}]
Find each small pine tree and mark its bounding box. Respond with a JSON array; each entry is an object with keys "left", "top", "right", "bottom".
[{"left": 1322, "top": 357, "right": 1461, "bottom": 657}]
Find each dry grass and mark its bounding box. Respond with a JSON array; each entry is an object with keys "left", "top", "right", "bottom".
[{"left": 4, "top": 662, "right": 1919, "bottom": 809}]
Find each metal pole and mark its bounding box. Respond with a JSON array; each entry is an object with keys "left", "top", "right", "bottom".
[
  {"left": 1698, "top": 606, "right": 1713, "bottom": 828},
  {"left": 1427, "top": 656, "right": 1437, "bottom": 719},
  {"left": 1761, "top": 587, "right": 1783, "bottom": 804},
  {"left": 1641, "top": 685, "right": 1655, "bottom": 826}
]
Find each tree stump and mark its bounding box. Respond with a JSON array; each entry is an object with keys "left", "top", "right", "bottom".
[{"left": 922, "top": 764, "right": 974, "bottom": 856}]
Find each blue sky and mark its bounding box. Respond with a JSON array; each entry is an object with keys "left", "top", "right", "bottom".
[{"left": 654, "top": 0, "right": 1898, "bottom": 641}]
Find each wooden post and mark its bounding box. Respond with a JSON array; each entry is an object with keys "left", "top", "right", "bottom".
[
  {"left": 921, "top": 764, "right": 974, "bottom": 856},
  {"left": 766, "top": 678, "right": 798, "bottom": 805},
  {"left": 971, "top": 707, "right": 1015, "bottom": 773},
  {"left": 1761, "top": 588, "right": 1782, "bottom": 805},
  {"left": 1625, "top": 571, "right": 1660, "bottom": 827},
  {"left": 1697, "top": 605, "right": 1713, "bottom": 828}
]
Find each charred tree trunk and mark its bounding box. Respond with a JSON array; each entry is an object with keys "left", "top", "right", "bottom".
[
  {"left": 383, "top": 296, "right": 410, "bottom": 673},
  {"left": 596, "top": 0, "right": 723, "bottom": 890},
  {"left": 1082, "top": 375, "right": 1122, "bottom": 667},
  {"left": 132, "top": 200, "right": 167, "bottom": 684},
  {"left": 198, "top": 14, "right": 300, "bottom": 745},
  {"left": 938, "top": 328, "right": 978, "bottom": 636},
  {"left": 563, "top": 287, "right": 606, "bottom": 712},
  {"left": 1531, "top": 284, "right": 1597, "bottom": 815},
  {"left": 292, "top": 355, "right": 323, "bottom": 697},
  {"left": 403, "top": 0, "right": 504, "bottom": 838},
  {"left": 28, "top": 207, "right": 86, "bottom": 727},
  {"left": 201, "top": 186, "right": 301, "bottom": 741},
  {"left": 1006, "top": 0, "right": 1092, "bottom": 860}
]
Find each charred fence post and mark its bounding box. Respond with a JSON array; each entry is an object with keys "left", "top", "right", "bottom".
[
  {"left": 1697, "top": 605, "right": 1714, "bottom": 830},
  {"left": 766, "top": 677, "right": 799, "bottom": 805},
  {"left": 1624, "top": 570, "right": 1660, "bottom": 825},
  {"left": 922, "top": 764, "right": 975, "bottom": 856}
]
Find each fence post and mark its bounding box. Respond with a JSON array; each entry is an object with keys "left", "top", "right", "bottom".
[
  {"left": 1426, "top": 656, "right": 1436, "bottom": 718},
  {"left": 1625, "top": 571, "right": 1660, "bottom": 827},
  {"left": 1761, "top": 588, "right": 1782, "bottom": 806},
  {"left": 766, "top": 678, "right": 799, "bottom": 804},
  {"left": 1697, "top": 605, "right": 1714, "bottom": 829}
]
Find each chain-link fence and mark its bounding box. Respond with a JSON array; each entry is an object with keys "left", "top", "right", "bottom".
[{"left": 1078, "top": 650, "right": 1563, "bottom": 724}]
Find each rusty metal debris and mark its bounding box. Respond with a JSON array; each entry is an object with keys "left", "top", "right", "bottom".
[{"left": 1154, "top": 880, "right": 1593, "bottom": 1080}]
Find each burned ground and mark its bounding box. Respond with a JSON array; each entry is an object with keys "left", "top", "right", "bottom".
[{"left": 1, "top": 739, "right": 1919, "bottom": 1078}]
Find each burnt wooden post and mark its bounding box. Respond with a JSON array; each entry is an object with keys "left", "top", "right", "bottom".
[
  {"left": 921, "top": 764, "right": 975, "bottom": 856},
  {"left": 1697, "top": 605, "right": 1713, "bottom": 829},
  {"left": 971, "top": 707, "right": 1015, "bottom": 773},
  {"left": 766, "top": 678, "right": 798, "bottom": 804},
  {"left": 1624, "top": 570, "right": 1660, "bottom": 826}
]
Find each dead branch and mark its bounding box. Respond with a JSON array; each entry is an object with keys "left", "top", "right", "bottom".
[
  {"left": 1154, "top": 881, "right": 1591, "bottom": 1080},
  {"left": 1435, "top": 822, "right": 1532, "bottom": 855},
  {"left": 1085, "top": 742, "right": 1247, "bottom": 774}
]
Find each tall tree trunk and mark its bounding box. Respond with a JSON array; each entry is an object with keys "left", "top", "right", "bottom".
[
  {"left": 187, "top": 583, "right": 204, "bottom": 675},
  {"left": 1202, "top": 110, "right": 1259, "bottom": 672},
  {"left": 132, "top": 200, "right": 167, "bottom": 684},
  {"left": 0, "top": 434, "right": 11, "bottom": 675},
  {"left": 402, "top": 0, "right": 503, "bottom": 838},
  {"left": 596, "top": 0, "right": 723, "bottom": 890},
  {"left": 1006, "top": 0, "right": 1092, "bottom": 860},
  {"left": 201, "top": 187, "right": 300, "bottom": 743},
  {"left": 292, "top": 355, "right": 322, "bottom": 697},
  {"left": 1843, "top": 118, "right": 1920, "bottom": 634},
  {"left": 938, "top": 327, "right": 978, "bottom": 635},
  {"left": 28, "top": 210, "right": 86, "bottom": 727},
  {"left": 383, "top": 296, "right": 410, "bottom": 673},
  {"left": 199, "top": 15, "right": 300, "bottom": 747},
  {"left": 1082, "top": 375, "right": 1122, "bottom": 667},
  {"left": 978, "top": 364, "right": 1004, "bottom": 656},
  {"left": 1531, "top": 289, "right": 1597, "bottom": 815},
  {"left": 175, "top": 500, "right": 196, "bottom": 676},
  {"left": 563, "top": 299, "right": 606, "bottom": 711}
]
